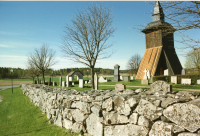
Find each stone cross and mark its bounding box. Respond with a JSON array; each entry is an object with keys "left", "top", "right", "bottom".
[
  {"left": 143, "top": 69, "right": 148, "bottom": 79},
  {"left": 94, "top": 72, "right": 98, "bottom": 90},
  {"left": 66, "top": 75, "right": 69, "bottom": 87}
]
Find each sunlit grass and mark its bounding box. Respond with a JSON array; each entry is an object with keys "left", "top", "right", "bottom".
[{"left": 0, "top": 87, "right": 79, "bottom": 136}]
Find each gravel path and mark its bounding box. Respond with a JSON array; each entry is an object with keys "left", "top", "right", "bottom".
[{"left": 0, "top": 85, "right": 20, "bottom": 91}]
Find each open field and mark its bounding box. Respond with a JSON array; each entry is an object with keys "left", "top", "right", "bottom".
[{"left": 0, "top": 87, "right": 80, "bottom": 136}]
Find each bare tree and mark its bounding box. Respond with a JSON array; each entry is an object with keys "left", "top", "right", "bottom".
[
  {"left": 160, "top": 1, "right": 200, "bottom": 50},
  {"left": 61, "top": 4, "right": 115, "bottom": 89},
  {"left": 28, "top": 44, "right": 57, "bottom": 84},
  {"left": 127, "top": 54, "right": 142, "bottom": 76},
  {"left": 184, "top": 49, "right": 200, "bottom": 74},
  {"left": 27, "top": 63, "right": 40, "bottom": 83}
]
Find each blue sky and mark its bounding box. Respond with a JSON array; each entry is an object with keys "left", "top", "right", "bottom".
[{"left": 0, "top": 1, "right": 199, "bottom": 70}]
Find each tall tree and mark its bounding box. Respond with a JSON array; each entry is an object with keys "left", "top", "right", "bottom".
[
  {"left": 28, "top": 44, "right": 57, "bottom": 84},
  {"left": 127, "top": 54, "right": 142, "bottom": 76},
  {"left": 184, "top": 49, "right": 200, "bottom": 74},
  {"left": 61, "top": 4, "right": 115, "bottom": 89}
]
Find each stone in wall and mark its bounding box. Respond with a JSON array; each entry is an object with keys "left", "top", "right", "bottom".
[
  {"left": 135, "top": 99, "right": 163, "bottom": 121},
  {"left": 150, "top": 80, "right": 172, "bottom": 92},
  {"left": 86, "top": 113, "right": 103, "bottom": 136},
  {"left": 103, "top": 111, "right": 129, "bottom": 125},
  {"left": 72, "top": 109, "right": 89, "bottom": 123},
  {"left": 149, "top": 121, "right": 173, "bottom": 136},
  {"left": 113, "top": 96, "right": 131, "bottom": 116},
  {"left": 163, "top": 103, "right": 200, "bottom": 132}
]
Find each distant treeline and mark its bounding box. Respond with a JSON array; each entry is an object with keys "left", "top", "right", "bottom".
[{"left": 0, "top": 67, "right": 128, "bottom": 79}]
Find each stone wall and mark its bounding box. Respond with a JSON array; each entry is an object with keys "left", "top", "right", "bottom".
[{"left": 21, "top": 84, "right": 200, "bottom": 136}]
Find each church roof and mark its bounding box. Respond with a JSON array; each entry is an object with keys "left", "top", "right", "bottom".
[{"left": 135, "top": 46, "right": 162, "bottom": 79}]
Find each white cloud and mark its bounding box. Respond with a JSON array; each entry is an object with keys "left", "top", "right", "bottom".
[{"left": 0, "top": 44, "right": 15, "bottom": 48}]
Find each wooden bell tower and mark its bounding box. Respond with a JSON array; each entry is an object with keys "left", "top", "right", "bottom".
[{"left": 136, "top": 1, "right": 182, "bottom": 79}]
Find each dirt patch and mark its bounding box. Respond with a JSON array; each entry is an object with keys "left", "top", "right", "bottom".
[{"left": 0, "top": 81, "right": 33, "bottom": 86}]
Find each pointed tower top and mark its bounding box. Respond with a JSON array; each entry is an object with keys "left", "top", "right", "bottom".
[{"left": 152, "top": 1, "right": 164, "bottom": 22}]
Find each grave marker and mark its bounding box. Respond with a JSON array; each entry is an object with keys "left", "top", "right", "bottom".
[
  {"left": 66, "top": 75, "right": 69, "bottom": 87},
  {"left": 181, "top": 78, "right": 191, "bottom": 85},
  {"left": 79, "top": 79, "right": 84, "bottom": 88},
  {"left": 122, "top": 75, "right": 130, "bottom": 82},
  {"left": 59, "top": 76, "right": 62, "bottom": 86},
  {"left": 171, "top": 76, "right": 177, "bottom": 84},
  {"left": 197, "top": 80, "right": 200, "bottom": 85},
  {"left": 112, "top": 64, "right": 120, "bottom": 82}
]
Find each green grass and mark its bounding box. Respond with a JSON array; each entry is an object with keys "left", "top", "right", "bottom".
[{"left": 0, "top": 87, "right": 79, "bottom": 136}]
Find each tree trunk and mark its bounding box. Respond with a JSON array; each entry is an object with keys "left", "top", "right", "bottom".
[
  {"left": 37, "top": 76, "right": 39, "bottom": 84},
  {"left": 42, "top": 71, "right": 45, "bottom": 85},
  {"left": 91, "top": 66, "right": 94, "bottom": 89}
]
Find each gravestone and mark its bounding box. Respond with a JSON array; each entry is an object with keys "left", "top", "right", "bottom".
[
  {"left": 88, "top": 80, "right": 91, "bottom": 83},
  {"left": 85, "top": 81, "right": 87, "bottom": 84},
  {"left": 72, "top": 82, "right": 74, "bottom": 85},
  {"left": 182, "top": 69, "right": 186, "bottom": 75},
  {"left": 66, "top": 76, "right": 69, "bottom": 87},
  {"left": 99, "top": 76, "right": 107, "bottom": 83},
  {"left": 79, "top": 79, "right": 84, "bottom": 88},
  {"left": 77, "top": 76, "right": 79, "bottom": 81},
  {"left": 53, "top": 81, "right": 55, "bottom": 86},
  {"left": 59, "top": 76, "right": 62, "bottom": 86},
  {"left": 94, "top": 73, "right": 98, "bottom": 90},
  {"left": 142, "top": 69, "right": 148, "bottom": 85},
  {"left": 143, "top": 69, "right": 148, "bottom": 79},
  {"left": 171, "top": 76, "right": 177, "bottom": 84},
  {"left": 131, "top": 76, "right": 134, "bottom": 80},
  {"left": 48, "top": 77, "right": 51, "bottom": 86},
  {"left": 120, "top": 75, "right": 123, "bottom": 81},
  {"left": 164, "top": 69, "right": 169, "bottom": 76},
  {"left": 112, "top": 64, "right": 120, "bottom": 82},
  {"left": 181, "top": 78, "right": 191, "bottom": 85},
  {"left": 69, "top": 76, "right": 72, "bottom": 81},
  {"left": 115, "top": 84, "right": 126, "bottom": 91},
  {"left": 35, "top": 80, "right": 37, "bottom": 84},
  {"left": 122, "top": 75, "right": 130, "bottom": 82},
  {"left": 197, "top": 79, "right": 200, "bottom": 85},
  {"left": 62, "top": 81, "right": 66, "bottom": 87}
]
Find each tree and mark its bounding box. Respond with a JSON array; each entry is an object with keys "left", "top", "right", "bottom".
[
  {"left": 160, "top": 1, "right": 200, "bottom": 50},
  {"left": 28, "top": 44, "right": 57, "bottom": 84},
  {"left": 27, "top": 63, "right": 40, "bottom": 83},
  {"left": 126, "top": 54, "right": 142, "bottom": 76},
  {"left": 61, "top": 4, "right": 115, "bottom": 89},
  {"left": 184, "top": 49, "right": 200, "bottom": 74}
]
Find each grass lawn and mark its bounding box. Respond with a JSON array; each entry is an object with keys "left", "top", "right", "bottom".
[{"left": 0, "top": 87, "right": 79, "bottom": 136}]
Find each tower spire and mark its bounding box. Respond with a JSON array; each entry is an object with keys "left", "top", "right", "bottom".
[{"left": 152, "top": 1, "right": 164, "bottom": 22}]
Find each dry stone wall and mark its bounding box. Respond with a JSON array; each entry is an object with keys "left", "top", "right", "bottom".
[{"left": 21, "top": 83, "right": 200, "bottom": 136}]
